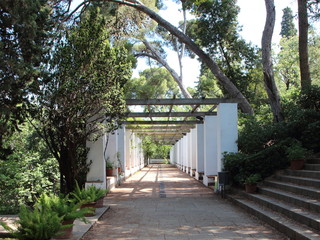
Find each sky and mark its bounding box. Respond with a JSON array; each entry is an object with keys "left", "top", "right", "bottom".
[{"left": 144, "top": 0, "right": 299, "bottom": 89}]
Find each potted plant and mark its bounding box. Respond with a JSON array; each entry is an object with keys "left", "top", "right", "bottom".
[
  {"left": 37, "top": 194, "right": 91, "bottom": 239},
  {"left": 244, "top": 173, "right": 261, "bottom": 193},
  {"left": 286, "top": 141, "right": 309, "bottom": 170},
  {"left": 106, "top": 161, "right": 114, "bottom": 176},
  {"left": 0, "top": 204, "right": 63, "bottom": 240},
  {"left": 71, "top": 182, "right": 108, "bottom": 216}
]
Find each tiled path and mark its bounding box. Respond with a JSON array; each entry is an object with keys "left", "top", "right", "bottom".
[{"left": 81, "top": 165, "right": 286, "bottom": 240}]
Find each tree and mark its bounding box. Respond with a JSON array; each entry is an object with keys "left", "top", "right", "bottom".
[
  {"left": 135, "top": 39, "right": 192, "bottom": 98},
  {"left": 298, "top": 0, "right": 312, "bottom": 89},
  {"left": 0, "top": 0, "right": 59, "bottom": 157},
  {"left": 72, "top": 0, "right": 253, "bottom": 114},
  {"left": 35, "top": 8, "right": 132, "bottom": 193},
  {"left": 262, "top": 0, "right": 284, "bottom": 122},
  {"left": 125, "top": 67, "right": 181, "bottom": 99},
  {"left": 280, "top": 7, "right": 297, "bottom": 38},
  {"left": 185, "top": 0, "right": 263, "bottom": 105},
  {"left": 275, "top": 36, "right": 300, "bottom": 90}
]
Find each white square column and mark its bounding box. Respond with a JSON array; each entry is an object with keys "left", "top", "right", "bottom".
[
  {"left": 86, "top": 134, "right": 107, "bottom": 189},
  {"left": 217, "top": 103, "right": 238, "bottom": 171},
  {"left": 195, "top": 124, "right": 204, "bottom": 180},
  {"left": 203, "top": 116, "right": 218, "bottom": 186},
  {"left": 190, "top": 128, "right": 197, "bottom": 177},
  {"left": 118, "top": 127, "right": 127, "bottom": 176}
]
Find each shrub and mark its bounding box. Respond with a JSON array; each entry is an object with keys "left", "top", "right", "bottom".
[
  {"left": 1, "top": 204, "right": 63, "bottom": 240},
  {"left": 223, "top": 142, "right": 289, "bottom": 186},
  {"left": 37, "top": 194, "right": 90, "bottom": 222},
  {"left": 71, "top": 181, "right": 107, "bottom": 204}
]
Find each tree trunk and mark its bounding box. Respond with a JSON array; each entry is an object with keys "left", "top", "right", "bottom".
[
  {"left": 262, "top": 0, "right": 284, "bottom": 122},
  {"left": 298, "top": 0, "right": 311, "bottom": 90},
  {"left": 102, "top": 0, "right": 253, "bottom": 114},
  {"left": 141, "top": 39, "right": 192, "bottom": 98}
]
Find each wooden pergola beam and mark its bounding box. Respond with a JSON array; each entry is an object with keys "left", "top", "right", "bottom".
[
  {"left": 126, "top": 111, "right": 216, "bottom": 118},
  {"left": 126, "top": 98, "right": 243, "bottom": 105},
  {"left": 122, "top": 120, "right": 201, "bottom": 125},
  {"left": 126, "top": 125, "right": 195, "bottom": 130}
]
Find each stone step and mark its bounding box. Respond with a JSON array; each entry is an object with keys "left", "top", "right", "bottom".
[
  {"left": 305, "top": 164, "right": 320, "bottom": 171},
  {"left": 242, "top": 191, "right": 320, "bottom": 231},
  {"left": 306, "top": 158, "right": 320, "bottom": 164},
  {"left": 259, "top": 186, "right": 320, "bottom": 213},
  {"left": 263, "top": 180, "right": 320, "bottom": 199},
  {"left": 273, "top": 174, "right": 320, "bottom": 188},
  {"left": 283, "top": 169, "right": 320, "bottom": 180},
  {"left": 228, "top": 194, "right": 320, "bottom": 240}
]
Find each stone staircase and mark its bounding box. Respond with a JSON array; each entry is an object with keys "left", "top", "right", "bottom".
[{"left": 228, "top": 157, "right": 320, "bottom": 240}]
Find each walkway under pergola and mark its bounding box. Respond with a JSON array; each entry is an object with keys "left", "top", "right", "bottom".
[{"left": 85, "top": 98, "right": 242, "bottom": 189}]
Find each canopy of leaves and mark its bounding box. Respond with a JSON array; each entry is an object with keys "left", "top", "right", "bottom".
[
  {"left": 0, "top": 122, "right": 59, "bottom": 214},
  {"left": 185, "top": 0, "right": 264, "bottom": 104},
  {"left": 34, "top": 7, "right": 132, "bottom": 193},
  {"left": 0, "top": 0, "right": 58, "bottom": 154},
  {"left": 280, "top": 7, "right": 297, "bottom": 38},
  {"left": 125, "top": 67, "right": 181, "bottom": 99}
]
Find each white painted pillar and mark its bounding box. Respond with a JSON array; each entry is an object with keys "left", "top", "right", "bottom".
[
  {"left": 196, "top": 124, "right": 204, "bottom": 180},
  {"left": 125, "top": 129, "right": 132, "bottom": 176},
  {"left": 118, "top": 127, "right": 126, "bottom": 175},
  {"left": 217, "top": 103, "right": 238, "bottom": 171},
  {"left": 203, "top": 116, "right": 218, "bottom": 186},
  {"left": 86, "top": 134, "right": 107, "bottom": 189},
  {"left": 190, "top": 128, "right": 197, "bottom": 177}
]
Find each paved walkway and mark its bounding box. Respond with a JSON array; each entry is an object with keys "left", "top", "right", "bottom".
[{"left": 81, "top": 165, "right": 286, "bottom": 240}]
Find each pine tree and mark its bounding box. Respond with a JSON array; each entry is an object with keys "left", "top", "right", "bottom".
[{"left": 280, "top": 7, "right": 297, "bottom": 38}]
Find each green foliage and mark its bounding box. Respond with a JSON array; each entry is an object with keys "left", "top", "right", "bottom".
[
  {"left": 225, "top": 86, "right": 320, "bottom": 185},
  {"left": 4, "top": 204, "right": 63, "bottom": 240},
  {"left": 125, "top": 67, "right": 181, "bottom": 99},
  {"left": 0, "top": 123, "right": 59, "bottom": 214},
  {"left": 141, "top": 136, "right": 171, "bottom": 160},
  {"left": 0, "top": 0, "right": 61, "bottom": 152},
  {"left": 106, "top": 161, "right": 114, "bottom": 169},
  {"left": 71, "top": 182, "right": 108, "bottom": 204},
  {"left": 280, "top": 7, "right": 297, "bottom": 38},
  {"left": 223, "top": 143, "right": 289, "bottom": 186},
  {"left": 34, "top": 7, "right": 132, "bottom": 193},
  {"left": 37, "top": 194, "right": 90, "bottom": 222},
  {"left": 186, "top": 0, "right": 264, "bottom": 104},
  {"left": 244, "top": 174, "right": 262, "bottom": 185},
  {"left": 285, "top": 140, "right": 309, "bottom": 160}
]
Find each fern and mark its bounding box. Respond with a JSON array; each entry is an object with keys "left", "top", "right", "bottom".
[{"left": 2, "top": 204, "right": 63, "bottom": 240}]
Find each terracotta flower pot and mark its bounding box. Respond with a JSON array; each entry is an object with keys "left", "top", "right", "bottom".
[
  {"left": 56, "top": 219, "right": 74, "bottom": 239},
  {"left": 94, "top": 196, "right": 104, "bottom": 208},
  {"left": 81, "top": 202, "right": 96, "bottom": 216},
  {"left": 290, "top": 158, "right": 305, "bottom": 170},
  {"left": 245, "top": 183, "right": 257, "bottom": 193},
  {"left": 106, "top": 168, "right": 113, "bottom": 176}
]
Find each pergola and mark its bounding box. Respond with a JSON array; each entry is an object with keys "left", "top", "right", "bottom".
[
  {"left": 86, "top": 97, "right": 241, "bottom": 190},
  {"left": 124, "top": 98, "right": 244, "bottom": 144}
]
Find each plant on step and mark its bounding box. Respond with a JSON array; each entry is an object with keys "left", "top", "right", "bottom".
[
  {"left": 106, "top": 161, "right": 114, "bottom": 169},
  {"left": 0, "top": 204, "right": 65, "bottom": 240},
  {"left": 37, "top": 194, "right": 91, "bottom": 223},
  {"left": 71, "top": 181, "right": 108, "bottom": 204},
  {"left": 285, "top": 140, "right": 309, "bottom": 160},
  {"left": 244, "top": 173, "right": 262, "bottom": 185}
]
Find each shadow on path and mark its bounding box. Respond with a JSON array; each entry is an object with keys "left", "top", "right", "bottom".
[{"left": 81, "top": 164, "right": 286, "bottom": 240}]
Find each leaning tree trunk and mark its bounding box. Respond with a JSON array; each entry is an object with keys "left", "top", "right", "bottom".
[
  {"left": 297, "top": 0, "right": 311, "bottom": 90},
  {"left": 97, "top": 0, "right": 253, "bottom": 114},
  {"left": 141, "top": 39, "right": 192, "bottom": 98},
  {"left": 262, "top": 0, "right": 284, "bottom": 122}
]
